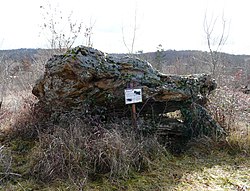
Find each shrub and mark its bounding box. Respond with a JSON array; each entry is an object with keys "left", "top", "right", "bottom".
[
  {"left": 206, "top": 86, "right": 250, "bottom": 154},
  {"left": 207, "top": 86, "right": 249, "bottom": 132}
]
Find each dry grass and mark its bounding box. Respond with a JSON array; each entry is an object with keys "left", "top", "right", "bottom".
[
  {"left": 0, "top": 96, "right": 248, "bottom": 190},
  {"left": 0, "top": 145, "right": 12, "bottom": 182},
  {"left": 30, "top": 117, "right": 168, "bottom": 184},
  {"left": 1, "top": 144, "right": 249, "bottom": 190},
  {"left": 0, "top": 52, "right": 249, "bottom": 190}
]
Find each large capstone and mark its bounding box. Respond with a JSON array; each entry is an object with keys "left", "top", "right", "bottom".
[{"left": 32, "top": 46, "right": 224, "bottom": 137}]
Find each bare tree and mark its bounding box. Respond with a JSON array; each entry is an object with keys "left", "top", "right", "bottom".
[
  {"left": 122, "top": 7, "right": 138, "bottom": 54},
  {"left": 203, "top": 12, "right": 229, "bottom": 76}
]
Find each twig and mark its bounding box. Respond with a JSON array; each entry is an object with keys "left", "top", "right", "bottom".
[
  {"left": 17, "top": 181, "right": 26, "bottom": 191},
  {"left": 0, "top": 172, "right": 22, "bottom": 177}
]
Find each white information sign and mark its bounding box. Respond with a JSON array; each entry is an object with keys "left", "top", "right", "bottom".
[{"left": 124, "top": 88, "right": 142, "bottom": 104}]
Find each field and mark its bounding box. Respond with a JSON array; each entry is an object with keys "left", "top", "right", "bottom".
[{"left": 0, "top": 49, "right": 249, "bottom": 190}]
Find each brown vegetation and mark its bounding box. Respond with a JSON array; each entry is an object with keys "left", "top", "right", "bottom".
[{"left": 0, "top": 48, "right": 249, "bottom": 190}]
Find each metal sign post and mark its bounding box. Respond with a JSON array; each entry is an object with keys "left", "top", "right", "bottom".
[{"left": 125, "top": 82, "right": 142, "bottom": 128}]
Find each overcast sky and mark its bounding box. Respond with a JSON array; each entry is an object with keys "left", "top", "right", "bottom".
[{"left": 0, "top": 0, "right": 250, "bottom": 54}]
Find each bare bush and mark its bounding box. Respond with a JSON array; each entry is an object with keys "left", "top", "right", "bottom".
[
  {"left": 206, "top": 85, "right": 250, "bottom": 154},
  {"left": 40, "top": 2, "right": 82, "bottom": 51},
  {"left": 207, "top": 87, "right": 249, "bottom": 131},
  {"left": 40, "top": 2, "right": 94, "bottom": 54}
]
